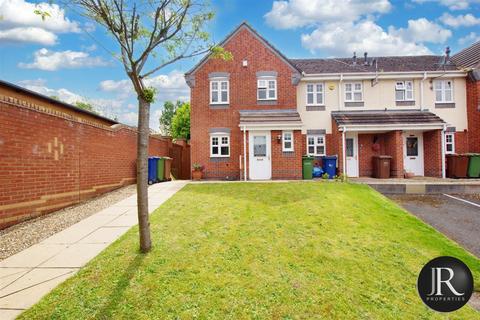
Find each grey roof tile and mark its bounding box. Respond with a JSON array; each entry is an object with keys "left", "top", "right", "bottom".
[{"left": 331, "top": 110, "right": 445, "bottom": 126}]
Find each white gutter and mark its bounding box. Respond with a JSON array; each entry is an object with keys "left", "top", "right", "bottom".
[
  {"left": 342, "top": 126, "right": 347, "bottom": 176},
  {"left": 243, "top": 126, "right": 247, "bottom": 181},
  {"left": 420, "top": 72, "right": 427, "bottom": 111},
  {"left": 337, "top": 123, "right": 444, "bottom": 132},
  {"left": 441, "top": 124, "right": 447, "bottom": 179},
  {"left": 302, "top": 70, "right": 467, "bottom": 79},
  {"left": 338, "top": 73, "right": 343, "bottom": 111}
]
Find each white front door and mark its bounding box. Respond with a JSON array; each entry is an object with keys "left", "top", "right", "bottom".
[
  {"left": 249, "top": 131, "right": 272, "bottom": 180},
  {"left": 403, "top": 131, "right": 424, "bottom": 176},
  {"left": 345, "top": 133, "right": 359, "bottom": 177}
]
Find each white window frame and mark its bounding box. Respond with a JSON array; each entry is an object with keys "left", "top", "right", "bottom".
[
  {"left": 210, "top": 134, "right": 230, "bottom": 158},
  {"left": 282, "top": 131, "right": 294, "bottom": 152},
  {"left": 306, "top": 134, "right": 326, "bottom": 156},
  {"left": 344, "top": 82, "right": 363, "bottom": 102},
  {"left": 445, "top": 133, "right": 455, "bottom": 155},
  {"left": 210, "top": 78, "right": 229, "bottom": 104},
  {"left": 257, "top": 77, "right": 277, "bottom": 100},
  {"left": 306, "top": 83, "right": 325, "bottom": 106},
  {"left": 434, "top": 79, "right": 453, "bottom": 103},
  {"left": 395, "top": 80, "right": 414, "bottom": 101}
]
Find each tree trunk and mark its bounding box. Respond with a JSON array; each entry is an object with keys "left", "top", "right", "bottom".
[{"left": 136, "top": 95, "right": 152, "bottom": 253}]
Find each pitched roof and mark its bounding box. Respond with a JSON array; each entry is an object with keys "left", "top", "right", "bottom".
[
  {"left": 451, "top": 41, "right": 480, "bottom": 70},
  {"left": 185, "top": 22, "right": 300, "bottom": 75},
  {"left": 239, "top": 109, "right": 302, "bottom": 125},
  {"left": 290, "top": 55, "right": 458, "bottom": 74},
  {"left": 331, "top": 110, "right": 445, "bottom": 126},
  {"left": 0, "top": 79, "right": 118, "bottom": 125}
]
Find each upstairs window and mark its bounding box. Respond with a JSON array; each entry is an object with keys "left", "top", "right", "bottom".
[
  {"left": 445, "top": 133, "right": 455, "bottom": 154},
  {"left": 210, "top": 79, "right": 229, "bottom": 104},
  {"left": 395, "top": 81, "right": 414, "bottom": 101},
  {"left": 434, "top": 79, "right": 453, "bottom": 103},
  {"left": 307, "top": 135, "right": 325, "bottom": 156},
  {"left": 306, "top": 83, "right": 324, "bottom": 105},
  {"left": 282, "top": 131, "right": 294, "bottom": 152},
  {"left": 210, "top": 135, "right": 230, "bottom": 157},
  {"left": 345, "top": 82, "right": 363, "bottom": 102},
  {"left": 257, "top": 78, "right": 277, "bottom": 100}
]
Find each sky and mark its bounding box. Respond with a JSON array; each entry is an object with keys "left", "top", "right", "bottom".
[{"left": 0, "top": 0, "right": 479, "bottom": 130}]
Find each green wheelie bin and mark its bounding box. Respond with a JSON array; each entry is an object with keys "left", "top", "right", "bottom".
[
  {"left": 157, "top": 157, "right": 166, "bottom": 182},
  {"left": 467, "top": 154, "right": 480, "bottom": 178},
  {"left": 302, "top": 156, "right": 314, "bottom": 180}
]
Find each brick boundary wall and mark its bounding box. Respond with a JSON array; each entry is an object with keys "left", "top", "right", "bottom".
[{"left": 0, "top": 96, "right": 185, "bottom": 229}]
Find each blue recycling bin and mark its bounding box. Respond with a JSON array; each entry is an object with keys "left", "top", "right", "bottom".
[
  {"left": 148, "top": 157, "right": 158, "bottom": 184},
  {"left": 322, "top": 156, "right": 337, "bottom": 179}
]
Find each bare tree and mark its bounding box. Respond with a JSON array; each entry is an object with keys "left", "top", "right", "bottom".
[{"left": 46, "top": 0, "right": 231, "bottom": 252}]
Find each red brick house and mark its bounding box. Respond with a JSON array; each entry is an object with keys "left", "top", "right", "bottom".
[{"left": 186, "top": 22, "right": 474, "bottom": 180}]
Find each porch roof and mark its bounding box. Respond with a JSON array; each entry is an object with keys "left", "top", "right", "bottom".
[
  {"left": 332, "top": 110, "right": 445, "bottom": 130},
  {"left": 239, "top": 109, "right": 303, "bottom": 130}
]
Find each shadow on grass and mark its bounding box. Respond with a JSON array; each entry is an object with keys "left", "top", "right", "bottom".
[{"left": 96, "top": 251, "right": 146, "bottom": 319}]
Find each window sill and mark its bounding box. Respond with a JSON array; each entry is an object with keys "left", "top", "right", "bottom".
[
  {"left": 209, "top": 103, "right": 229, "bottom": 109},
  {"left": 435, "top": 102, "right": 455, "bottom": 108},
  {"left": 395, "top": 100, "right": 415, "bottom": 106},
  {"left": 257, "top": 100, "right": 278, "bottom": 105},
  {"left": 210, "top": 157, "right": 230, "bottom": 162},
  {"left": 306, "top": 105, "right": 326, "bottom": 111},
  {"left": 344, "top": 101, "right": 364, "bottom": 107}
]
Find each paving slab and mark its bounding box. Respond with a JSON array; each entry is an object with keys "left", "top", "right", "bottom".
[
  {"left": 0, "top": 180, "right": 187, "bottom": 319},
  {"left": 0, "top": 268, "right": 77, "bottom": 309},
  {"left": 78, "top": 227, "right": 130, "bottom": 244},
  {"left": 0, "top": 244, "right": 68, "bottom": 268},
  {"left": 0, "top": 269, "right": 30, "bottom": 290},
  {"left": 104, "top": 214, "right": 139, "bottom": 227},
  {"left": 39, "top": 243, "right": 110, "bottom": 268}
]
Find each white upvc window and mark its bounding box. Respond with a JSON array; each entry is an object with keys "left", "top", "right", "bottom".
[
  {"left": 345, "top": 82, "right": 363, "bottom": 102},
  {"left": 445, "top": 133, "right": 455, "bottom": 154},
  {"left": 210, "top": 79, "right": 229, "bottom": 104},
  {"left": 307, "top": 135, "right": 326, "bottom": 156},
  {"left": 210, "top": 135, "right": 230, "bottom": 157},
  {"left": 306, "top": 83, "right": 324, "bottom": 105},
  {"left": 434, "top": 79, "right": 453, "bottom": 103},
  {"left": 282, "top": 131, "right": 294, "bottom": 152},
  {"left": 395, "top": 80, "right": 414, "bottom": 101},
  {"left": 257, "top": 78, "right": 277, "bottom": 100}
]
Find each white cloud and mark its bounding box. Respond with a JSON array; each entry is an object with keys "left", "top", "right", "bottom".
[
  {"left": 99, "top": 70, "right": 190, "bottom": 103},
  {"left": 20, "top": 82, "right": 84, "bottom": 103},
  {"left": 265, "top": 0, "right": 391, "bottom": 29},
  {"left": 412, "top": 0, "right": 479, "bottom": 10},
  {"left": 458, "top": 32, "right": 480, "bottom": 45},
  {"left": 389, "top": 18, "right": 452, "bottom": 44},
  {"left": 0, "top": 0, "right": 80, "bottom": 45},
  {"left": 17, "top": 78, "right": 47, "bottom": 87},
  {"left": 301, "top": 20, "right": 432, "bottom": 56},
  {"left": 18, "top": 48, "right": 109, "bottom": 71},
  {"left": 439, "top": 13, "right": 480, "bottom": 27},
  {"left": 0, "top": 27, "right": 57, "bottom": 45}
]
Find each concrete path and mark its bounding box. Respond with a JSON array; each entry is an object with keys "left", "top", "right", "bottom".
[{"left": 0, "top": 181, "right": 187, "bottom": 320}]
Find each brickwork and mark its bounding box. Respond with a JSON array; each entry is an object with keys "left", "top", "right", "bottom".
[
  {"left": 271, "top": 130, "right": 302, "bottom": 179},
  {"left": 423, "top": 130, "right": 443, "bottom": 177},
  {"left": 383, "top": 131, "right": 404, "bottom": 178},
  {"left": 454, "top": 131, "right": 469, "bottom": 154},
  {"left": 466, "top": 78, "right": 480, "bottom": 152},
  {"left": 0, "top": 101, "right": 178, "bottom": 229},
  {"left": 190, "top": 25, "right": 298, "bottom": 180},
  {"left": 358, "top": 134, "right": 386, "bottom": 177}
]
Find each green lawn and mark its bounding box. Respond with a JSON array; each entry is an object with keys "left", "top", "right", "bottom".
[{"left": 20, "top": 182, "right": 480, "bottom": 319}]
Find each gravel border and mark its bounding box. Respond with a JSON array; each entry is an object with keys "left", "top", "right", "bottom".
[{"left": 0, "top": 185, "right": 137, "bottom": 260}]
